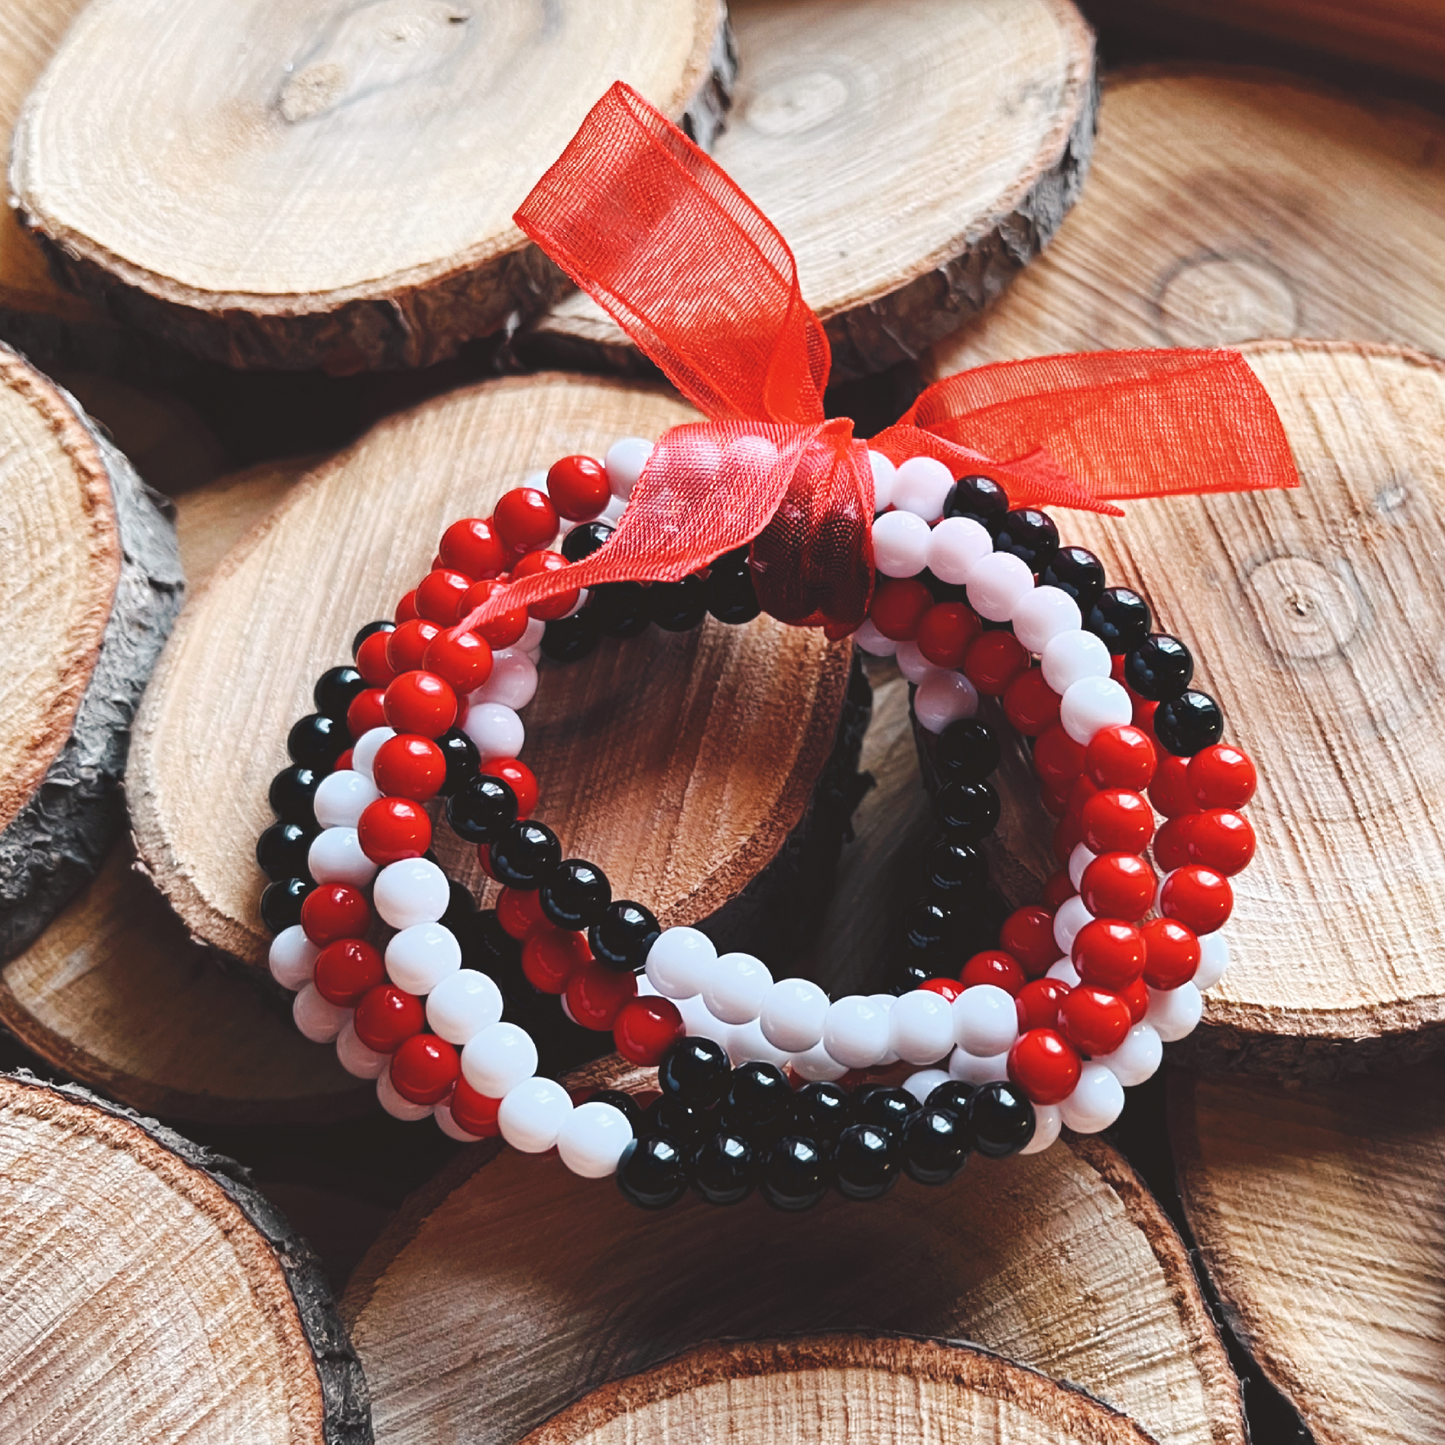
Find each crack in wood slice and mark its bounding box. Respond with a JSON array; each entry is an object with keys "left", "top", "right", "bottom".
[
  {"left": 0, "top": 1070, "right": 369, "bottom": 1444},
  {"left": 9, "top": 0, "right": 734, "bottom": 372},
  {"left": 522, "top": 0, "right": 1096, "bottom": 383},
  {"left": 520, "top": 1334, "right": 1163, "bottom": 1445}
]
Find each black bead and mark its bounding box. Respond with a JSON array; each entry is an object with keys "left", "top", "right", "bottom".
[
  {"left": 934, "top": 719, "right": 1000, "bottom": 782},
  {"left": 706, "top": 567, "right": 761, "bottom": 625},
  {"left": 590, "top": 582, "right": 651, "bottom": 638},
  {"left": 1086, "top": 587, "right": 1151, "bottom": 653},
  {"left": 647, "top": 575, "right": 708, "bottom": 632},
  {"left": 969, "top": 1080, "right": 1037, "bottom": 1158},
  {"left": 789, "top": 1081, "right": 851, "bottom": 1140},
  {"left": 723, "top": 1062, "right": 791, "bottom": 1129},
  {"left": 925, "top": 839, "right": 987, "bottom": 899},
  {"left": 616, "top": 1135, "right": 688, "bottom": 1210},
  {"left": 436, "top": 728, "right": 480, "bottom": 797},
  {"left": 286, "top": 713, "right": 348, "bottom": 770},
  {"left": 453, "top": 908, "right": 520, "bottom": 974},
  {"left": 589, "top": 1088, "right": 644, "bottom": 1131},
  {"left": 902, "top": 898, "right": 951, "bottom": 953},
  {"left": 351, "top": 619, "right": 395, "bottom": 658},
  {"left": 445, "top": 776, "right": 518, "bottom": 844},
  {"left": 994, "top": 507, "right": 1059, "bottom": 572},
  {"left": 758, "top": 1136, "right": 830, "bottom": 1212},
  {"left": 902, "top": 1107, "right": 971, "bottom": 1185},
  {"left": 934, "top": 779, "right": 1001, "bottom": 842},
  {"left": 540, "top": 612, "right": 600, "bottom": 664},
  {"left": 488, "top": 821, "right": 562, "bottom": 889},
  {"left": 891, "top": 959, "right": 933, "bottom": 995},
  {"left": 255, "top": 821, "right": 315, "bottom": 881},
  {"left": 832, "top": 1123, "right": 901, "bottom": 1201},
  {"left": 852, "top": 1084, "right": 918, "bottom": 1133},
  {"left": 1154, "top": 690, "right": 1224, "bottom": 757},
  {"left": 926, "top": 1080, "right": 978, "bottom": 1118},
  {"left": 440, "top": 880, "right": 477, "bottom": 935},
  {"left": 643, "top": 1096, "right": 707, "bottom": 1142},
  {"left": 943, "top": 474, "right": 1009, "bottom": 531},
  {"left": 313, "top": 665, "right": 367, "bottom": 719},
  {"left": 539, "top": 858, "right": 612, "bottom": 929},
  {"left": 269, "top": 764, "right": 321, "bottom": 824},
  {"left": 561, "top": 521, "right": 614, "bottom": 562},
  {"left": 1124, "top": 633, "right": 1194, "bottom": 702},
  {"left": 658, "top": 1036, "right": 731, "bottom": 1106},
  {"left": 1040, "top": 545, "right": 1106, "bottom": 615},
  {"left": 260, "top": 877, "right": 313, "bottom": 934},
  {"left": 690, "top": 1131, "right": 757, "bottom": 1205},
  {"left": 588, "top": 900, "right": 660, "bottom": 971}
]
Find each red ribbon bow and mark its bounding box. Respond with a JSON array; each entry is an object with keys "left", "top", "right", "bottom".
[{"left": 467, "top": 82, "right": 1298, "bottom": 637}]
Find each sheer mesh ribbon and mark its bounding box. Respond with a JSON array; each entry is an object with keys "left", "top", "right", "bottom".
[{"left": 462, "top": 82, "right": 1298, "bottom": 637}]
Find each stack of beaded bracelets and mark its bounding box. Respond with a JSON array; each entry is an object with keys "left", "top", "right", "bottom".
[{"left": 255, "top": 440, "right": 1255, "bottom": 1210}]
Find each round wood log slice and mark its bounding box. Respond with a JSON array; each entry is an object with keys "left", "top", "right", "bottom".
[
  {"left": 520, "top": 1335, "right": 1161, "bottom": 1445},
  {"left": 341, "top": 1056, "right": 1243, "bottom": 1445},
  {"left": 0, "top": 343, "right": 182, "bottom": 962},
  {"left": 9, "top": 0, "right": 735, "bottom": 374},
  {"left": 928, "top": 67, "right": 1445, "bottom": 379},
  {"left": 128, "top": 374, "right": 854, "bottom": 973},
  {"left": 0, "top": 1070, "right": 368, "bottom": 1444},
  {"left": 1170, "top": 1064, "right": 1445, "bottom": 1445},
  {"left": 523, "top": 0, "right": 1097, "bottom": 383}
]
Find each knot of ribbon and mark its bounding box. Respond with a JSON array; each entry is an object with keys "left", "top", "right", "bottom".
[{"left": 466, "top": 82, "right": 1298, "bottom": 638}]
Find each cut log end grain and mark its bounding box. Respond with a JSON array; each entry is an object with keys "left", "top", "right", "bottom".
[{"left": 0, "top": 1071, "right": 368, "bottom": 1445}]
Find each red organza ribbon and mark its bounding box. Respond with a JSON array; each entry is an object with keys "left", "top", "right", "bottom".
[{"left": 465, "top": 82, "right": 1298, "bottom": 636}]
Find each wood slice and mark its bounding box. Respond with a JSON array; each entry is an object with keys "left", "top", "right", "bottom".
[
  {"left": 9, "top": 0, "right": 734, "bottom": 374},
  {"left": 522, "top": 0, "right": 1097, "bottom": 383},
  {"left": 0, "top": 1070, "right": 368, "bottom": 1444},
  {"left": 1170, "top": 1064, "right": 1445, "bottom": 1445},
  {"left": 928, "top": 67, "right": 1445, "bottom": 379},
  {"left": 0, "top": 343, "right": 182, "bottom": 961},
  {"left": 521, "top": 1335, "right": 1160, "bottom": 1445},
  {"left": 341, "top": 1056, "right": 1243, "bottom": 1445}
]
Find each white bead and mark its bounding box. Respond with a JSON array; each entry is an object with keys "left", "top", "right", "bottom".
[
  {"left": 292, "top": 984, "right": 348, "bottom": 1043},
  {"left": 557, "top": 1101, "right": 633, "bottom": 1178},
  {"left": 1061, "top": 676, "right": 1133, "bottom": 745},
  {"left": 952, "top": 984, "right": 1019, "bottom": 1057},
  {"left": 895, "top": 640, "right": 941, "bottom": 685},
  {"left": 499, "top": 1077, "right": 572, "bottom": 1153},
  {"left": 1019, "top": 1103, "right": 1063, "bottom": 1154},
  {"left": 426, "top": 969, "right": 504, "bottom": 1045},
  {"left": 675, "top": 992, "right": 732, "bottom": 1048},
  {"left": 463, "top": 702, "right": 525, "bottom": 761},
  {"left": 313, "top": 769, "right": 382, "bottom": 829},
  {"left": 914, "top": 670, "right": 979, "bottom": 733},
  {"left": 949, "top": 1046, "right": 1010, "bottom": 1084},
  {"left": 385, "top": 922, "right": 462, "bottom": 995},
  {"left": 1068, "top": 843, "right": 1096, "bottom": 892},
  {"left": 269, "top": 925, "right": 318, "bottom": 991},
  {"left": 460, "top": 1021, "right": 537, "bottom": 1096},
  {"left": 822, "top": 995, "right": 891, "bottom": 1070},
  {"left": 307, "top": 827, "right": 378, "bottom": 888},
  {"left": 1012, "top": 585, "right": 1082, "bottom": 655},
  {"left": 726, "top": 1018, "right": 792, "bottom": 1069},
  {"left": 903, "top": 1067, "right": 952, "bottom": 1105},
  {"left": 1046, "top": 956, "right": 1082, "bottom": 987},
  {"left": 966, "top": 551, "right": 1035, "bottom": 621},
  {"left": 888, "top": 989, "right": 955, "bottom": 1064},
  {"left": 1146, "top": 981, "right": 1204, "bottom": 1042},
  {"left": 1099, "top": 1022, "right": 1163, "bottom": 1087},
  {"left": 1053, "top": 894, "right": 1094, "bottom": 954},
  {"left": 605, "top": 437, "right": 654, "bottom": 499},
  {"left": 868, "top": 451, "right": 896, "bottom": 513},
  {"left": 378, "top": 1070, "right": 434, "bottom": 1122},
  {"left": 1194, "top": 932, "right": 1229, "bottom": 990},
  {"left": 519, "top": 616, "right": 547, "bottom": 651},
  {"left": 470, "top": 651, "right": 537, "bottom": 710},
  {"left": 871, "top": 509, "right": 931, "bottom": 578},
  {"left": 373, "top": 857, "right": 450, "bottom": 929},
  {"left": 350, "top": 726, "right": 395, "bottom": 781},
  {"left": 1041, "top": 629, "right": 1111, "bottom": 693},
  {"left": 925, "top": 516, "right": 992, "bottom": 585},
  {"left": 335, "top": 1019, "right": 387, "bottom": 1079},
  {"left": 891, "top": 455, "right": 954, "bottom": 521},
  {"left": 434, "top": 1103, "right": 484, "bottom": 1142},
  {"left": 701, "top": 952, "right": 772, "bottom": 1025},
  {"left": 791, "top": 1040, "right": 849, "bottom": 1081},
  {"left": 870, "top": 994, "right": 901, "bottom": 1065},
  {"left": 645, "top": 927, "right": 715, "bottom": 1000},
  {"left": 759, "top": 977, "right": 829, "bottom": 1052},
  {"left": 852, "top": 617, "right": 898, "bottom": 657},
  {"left": 1059, "top": 1062, "right": 1125, "bottom": 1133}
]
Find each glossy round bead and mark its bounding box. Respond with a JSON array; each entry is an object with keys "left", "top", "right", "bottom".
[
  {"left": 477, "top": 757, "right": 536, "bottom": 815},
  {"left": 822, "top": 995, "right": 891, "bottom": 1069},
  {"left": 299, "top": 883, "right": 369, "bottom": 947},
  {"left": 780, "top": 1083, "right": 842, "bottom": 1142},
  {"left": 645, "top": 927, "right": 716, "bottom": 1000},
  {"left": 997, "top": 906, "right": 1058, "bottom": 976},
  {"left": 383, "top": 671, "right": 458, "bottom": 738},
  {"left": 546, "top": 454, "right": 610, "bottom": 520},
  {"left": 426, "top": 968, "right": 504, "bottom": 1045},
  {"left": 1098, "top": 1021, "right": 1163, "bottom": 1087},
  {"left": 438, "top": 517, "right": 504, "bottom": 578},
  {"left": 352, "top": 618, "right": 396, "bottom": 656},
  {"left": 871, "top": 508, "right": 932, "bottom": 577},
  {"left": 347, "top": 726, "right": 393, "bottom": 781},
  {"left": 934, "top": 779, "right": 1000, "bottom": 842},
  {"left": 566, "top": 963, "right": 637, "bottom": 1030},
  {"left": 457, "top": 578, "right": 528, "bottom": 648},
  {"left": 521, "top": 924, "right": 589, "bottom": 993},
  {"left": 307, "top": 828, "right": 377, "bottom": 889},
  {"left": 422, "top": 627, "right": 493, "bottom": 693},
  {"left": 686, "top": 1131, "right": 755, "bottom": 1204},
  {"left": 1154, "top": 690, "right": 1224, "bottom": 757},
  {"left": 377, "top": 1068, "right": 434, "bottom": 1121},
  {"left": 962, "top": 630, "right": 1028, "bottom": 695},
  {"left": 993, "top": 507, "right": 1059, "bottom": 571},
  {"left": 371, "top": 733, "right": 450, "bottom": 804},
  {"left": 900, "top": 1107, "right": 970, "bottom": 1184},
  {"left": 269, "top": 925, "right": 319, "bottom": 990},
  {"left": 1146, "top": 980, "right": 1204, "bottom": 1041},
  {"left": 1085, "top": 724, "right": 1157, "bottom": 791},
  {"left": 1040, "top": 546, "right": 1105, "bottom": 613},
  {"left": 346, "top": 686, "right": 389, "bottom": 738},
  {"left": 643, "top": 1095, "right": 707, "bottom": 1144},
  {"left": 887, "top": 988, "right": 955, "bottom": 1064},
  {"left": 1081, "top": 788, "right": 1154, "bottom": 854},
  {"left": 561, "top": 520, "right": 614, "bottom": 563},
  {"left": 353, "top": 984, "right": 425, "bottom": 1053},
  {"left": 925, "top": 839, "right": 987, "bottom": 901},
  {"left": 448, "top": 1079, "right": 502, "bottom": 1138},
  {"left": 658, "top": 1035, "right": 731, "bottom": 1105},
  {"left": 1086, "top": 587, "right": 1151, "bottom": 652},
  {"left": 1122, "top": 975, "right": 1150, "bottom": 1023},
  {"left": 870, "top": 577, "right": 933, "bottom": 640},
  {"left": 1002, "top": 666, "right": 1061, "bottom": 737},
  {"left": 1058, "top": 984, "right": 1133, "bottom": 1056},
  {"left": 706, "top": 566, "right": 760, "bottom": 625},
  {"left": 1194, "top": 931, "right": 1229, "bottom": 990},
  {"left": 313, "top": 938, "right": 385, "bottom": 1006},
  {"left": 1080, "top": 852, "right": 1155, "bottom": 921},
  {"left": 489, "top": 820, "right": 562, "bottom": 888},
  {"left": 390, "top": 1034, "right": 460, "bottom": 1106},
  {"left": 386, "top": 619, "right": 440, "bottom": 674},
  {"left": 494, "top": 487, "right": 559, "bottom": 552},
  {"left": 446, "top": 775, "right": 518, "bottom": 844},
  {"left": 1184, "top": 810, "right": 1255, "bottom": 876},
  {"left": 913, "top": 670, "right": 979, "bottom": 732},
  {"left": 270, "top": 763, "right": 322, "bottom": 824},
  {"left": 373, "top": 857, "right": 450, "bottom": 929},
  {"left": 383, "top": 921, "right": 461, "bottom": 994},
  {"left": 605, "top": 437, "right": 654, "bottom": 499},
  {"left": 1188, "top": 744, "right": 1256, "bottom": 808},
  {"left": 310, "top": 665, "right": 364, "bottom": 722},
  {"left": 719, "top": 1062, "right": 790, "bottom": 1130},
  {"left": 758, "top": 1136, "right": 830, "bottom": 1212},
  {"left": 1051, "top": 894, "right": 1092, "bottom": 956},
  {"left": 1059, "top": 1062, "right": 1125, "bottom": 1134},
  {"left": 589, "top": 900, "right": 660, "bottom": 971},
  {"left": 1124, "top": 634, "right": 1193, "bottom": 702},
  {"left": 557, "top": 1101, "right": 633, "bottom": 1178},
  {"left": 256, "top": 821, "right": 316, "bottom": 883},
  {"left": 613, "top": 996, "right": 684, "bottom": 1064},
  {"left": 759, "top": 977, "right": 829, "bottom": 1052},
  {"left": 1072, "top": 919, "right": 1146, "bottom": 990},
  {"left": 416, "top": 568, "right": 473, "bottom": 627},
  {"left": 935, "top": 718, "right": 1000, "bottom": 781},
  {"left": 1019, "top": 1102, "right": 1063, "bottom": 1155},
  {"left": 894, "top": 639, "right": 937, "bottom": 685},
  {"left": 540, "top": 859, "right": 612, "bottom": 929},
  {"left": 1032, "top": 728, "right": 1085, "bottom": 793},
  {"left": 866, "top": 450, "right": 897, "bottom": 511},
  {"left": 615, "top": 1135, "right": 687, "bottom": 1210},
  {"left": 357, "top": 796, "right": 431, "bottom": 864},
  {"left": 495, "top": 1076, "right": 571, "bottom": 1152},
  {"left": 1040, "top": 628, "right": 1110, "bottom": 695},
  {"left": 970, "top": 1080, "right": 1037, "bottom": 1157},
  {"left": 293, "top": 984, "right": 350, "bottom": 1043},
  {"left": 953, "top": 984, "right": 1019, "bottom": 1057},
  {"left": 287, "top": 713, "right": 349, "bottom": 771},
  {"left": 462, "top": 702, "right": 525, "bottom": 761},
  {"left": 1010, "top": 584, "right": 1080, "bottom": 655},
  {"left": 916, "top": 602, "right": 980, "bottom": 669},
  {"left": 1149, "top": 754, "right": 1199, "bottom": 818},
  {"left": 513, "top": 549, "right": 580, "bottom": 622},
  {"left": 944, "top": 474, "right": 1009, "bottom": 529},
  {"left": 966, "top": 550, "right": 1035, "bottom": 621},
  {"left": 925, "top": 515, "right": 992, "bottom": 584},
  {"left": 959, "top": 950, "right": 1025, "bottom": 995},
  {"left": 540, "top": 612, "right": 600, "bottom": 664},
  {"left": 1007, "top": 1026, "right": 1081, "bottom": 1105},
  {"left": 1061, "top": 676, "right": 1133, "bottom": 745},
  {"left": 336, "top": 1019, "right": 388, "bottom": 1079},
  {"left": 831, "top": 1123, "right": 900, "bottom": 1201},
  {"left": 1015, "top": 977, "right": 1071, "bottom": 1033},
  {"left": 891, "top": 455, "right": 955, "bottom": 520},
  {"left": 460, "top": 1020, "right": 537, "bottom": 1096}
]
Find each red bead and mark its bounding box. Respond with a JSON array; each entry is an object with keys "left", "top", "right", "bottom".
[
  {"left": 334, "top": 749, "right": 354, "bottom": 772},
  {"left": 355, "top": 629, "right": 398, "bottom": 687},
  {"left": 916, "top": 602, "right": 980, "bottom": 669},
  {"left": 1072, "top": 918, "right": 1146, "bottom": 990},
  {"left": 1039, "top": 777, "right": 1071, "bottom": 818},
  {"left": 1141, "top": 918, "right": 1201, "bottom": 990},
  {"left": 1152, "top": 815, "right": 1195, "bottom": 873},
  {"left": 1053, "top": 812, "right": 1085, "bottom": 865},
  {"left": 478, "top": 758, "right": 538, "bottom": 817},
  {"left": 390, "top": 1034, "right": 460, "bottom": 1105},
  {"left": 313, "top": 939, "right": 385, "bottom": 1006},
  {"left": 384, "top": 670, "right": 458, "bottom": 738},
  {"left": 357, "top": 796, "right": 432, "bottom": 864},
  {"left": 1079, "top": 853, "right": 1155, "bottom": 922},
  {"left": 493, "top": 487, "right": 558, "bottom": 553},
  {"left": 1042, "top": 870, "right": 1075, "bottom": 911},
  {"left": 613, "top": 995, "right": 685, "bottom": 1065},
  {"left": 1085, "top": 724, "right": 1157, "bottom": 791},
  {"left": 1186, "top": 809, "right": 1256, "bottom": 876},
  {"left": 546, "top": 455, "right": 611, "bottom": 522},
  {"left": 1033, "top": 724, "right": 1086, "bottom": 789},
  {"left": 919, "top": 977, "right": 962, "bottom": 1003},
  {"left": 1188, "top": 743, "right": 1257, "bottom": 809},
  {"left": 1159, "top": 865, "right": 1233, "bottom": 934},
  {"left": 395, "top": 589, "right": 420, "bottom": 625},
  {"left": 1067, "top": 773, "right": 1100, "bottom": 815},
  {"left": 423, "top": 627, "right": 493, "bottom": 694},
  {"left": 1015, "top": 977, "right": 1071, "bottom": 1032},
  {"left": 962, "top": 630, "right": 1029, "bottom": 696},
  {"left": 565, "top": 963, "right": 637, "bottom": 1030},
  {"left": 1149, "top": 754, "right": 1199, "bottom": 818},
  {"left": 300, "top": 883, "right": 371, "bottom": 946},
  {"left": 1133, "top": 697, "right": 1159, "bottom": 733},
  {"left": 513, "top": 549, "right": 579, "bottom": 621},
  {"left": 387, "top": 618, "right": 441, "bottom": 674},
  {"left": 353, "top": 984, "right": 425, "bottom": 1053},
  {"left": 869, "top": 577, "right": 933, "bottom": 641},
  {"left": 1058, "top": 985, "right": 1132, "bottom": 1056},
  {"left": 998, "top": 906, "right": 1059, "bottom": 977},
  {"left": 1080, "top": 788, "right": 1154, "bottom": 854},
  {"left": 1007, "top": 1027, "right": 1082, "bottom": 1106},
  {"left": 1121, "top": 976, "right": 1149, "bottom": 1023},
  {"left": 456, "top": 577, "right": 529, "bottom": 648},
  {"left": 440, "top": 518, "right": 507, "bottom": 580},
  {"left": 372, "top": 734, "right": 446, "bottom": 802},
  {"left": 346, "top": 687, "right": 388, "bottom": 739},
  {"left": 1003, "top": 666, "right": 1061, "bottom": 736},
  {"left": 449, "top": 1078, "right": 502, "bottom": 1137},
  {"left": 416, "top": 569, "right": 473, "bottom": 626},
  {"left": 497, "top": 886, "right": 547, "bottom": 940},
  {"left": 521, "top": 925, "right": 591, "bottom": 993},
  {"left": 960, "top": 949, "right": 1026, "bottom": 995}
]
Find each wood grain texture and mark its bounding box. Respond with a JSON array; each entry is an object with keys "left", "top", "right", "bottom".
[
  {"left": 521, "top": 1335, "right": 1161, "bottom": 1445},
  {"left": 342, "top": 1057, "right": 1243, "bottom": 1445},
  {"left": 1171, "top": 1065, "right": 1445, "bottom": 1445},
  {"left": 524, "top": 0, "right": 1097, "bottom": 382},
  {"left": 10, "top": 0, "right": 734, "bottom": 373}
]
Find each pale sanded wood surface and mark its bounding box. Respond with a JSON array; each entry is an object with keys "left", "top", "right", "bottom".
[
  {"left": 10, "top": 0, "right": 733, "bottom": 372},
  {"left": 929, "top": 69, "right": 1445, "bottom": 379},
  {"left": 1171, "top": 1065, "right": 1445, "bottom": 1445},
  {"left": 526, "top": 0, "right": 1096, "bottom": 382},
  {"left": 0, "top": 1071, "right": 368, "bottom": 1444},
  {"left": 342, "top": 1057, "right": 1243, "bottom": 1445},
  {"left": 522, "top": 1335, "right": 1161, "bottom": 1445},
  {"left": 129, "top": 374, "right": 852, "bottom": 972}
]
